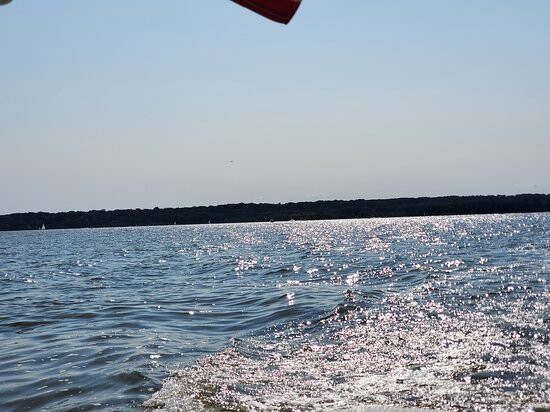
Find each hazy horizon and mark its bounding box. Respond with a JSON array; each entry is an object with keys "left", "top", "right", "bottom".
[{"left": 1, "top": 1, "right": 549, "bottom": 215}]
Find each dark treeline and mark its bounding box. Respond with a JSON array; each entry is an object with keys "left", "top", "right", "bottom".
[{"left": 1, "top": 194, "right": 549, "bottom": 231}]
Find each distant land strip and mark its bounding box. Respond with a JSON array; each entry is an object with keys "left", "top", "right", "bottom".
[{"left": 1, "top": 194, "right": 549, "bottom": 231}]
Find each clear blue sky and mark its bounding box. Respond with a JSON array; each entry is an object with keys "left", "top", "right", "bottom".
[{"left": 1, "top": 1, "right": 549, "bottom": 214}]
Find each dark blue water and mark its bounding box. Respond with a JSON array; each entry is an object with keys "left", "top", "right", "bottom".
[{"left": 0, "top": 214, "right": 548, "bottom": 411}]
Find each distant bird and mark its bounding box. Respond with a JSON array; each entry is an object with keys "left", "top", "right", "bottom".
[{"left": 0, "top": 0, "right": 302, "bottom": 24}]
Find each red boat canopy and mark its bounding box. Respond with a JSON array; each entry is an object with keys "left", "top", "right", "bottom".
[
  {"left": 0, "top": 0, "right": 302, "bottom": 24},
  {"left": 232, "top": 0, "right": 302, "bottom": 24}
]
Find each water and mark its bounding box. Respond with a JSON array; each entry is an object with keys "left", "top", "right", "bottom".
[{"left": 0, "top": 214, "right": 548, "bottom": 411}]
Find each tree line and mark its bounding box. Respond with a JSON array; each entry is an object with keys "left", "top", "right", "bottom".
[{"left": 0, "top": 194, "right": 549, "bottom": 231}]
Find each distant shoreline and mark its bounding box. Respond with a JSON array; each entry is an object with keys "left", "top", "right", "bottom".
[{"left": 1, "top": 194, "right": 549, "bottom": 232}]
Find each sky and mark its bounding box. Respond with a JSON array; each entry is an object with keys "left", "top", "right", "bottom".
[{"left": 0, "top": 0, "right": 549, "bottom": 214}]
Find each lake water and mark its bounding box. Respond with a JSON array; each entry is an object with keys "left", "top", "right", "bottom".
[{"left": 0, "top": 214, "right": 548, "bottom": 411}]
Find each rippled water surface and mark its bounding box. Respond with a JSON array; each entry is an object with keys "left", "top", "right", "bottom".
[{"left": 1, "top": 214, "right": 549, "bottom": 411}]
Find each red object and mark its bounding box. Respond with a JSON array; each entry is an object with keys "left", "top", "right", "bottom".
[{"left": 232, "top": 0, "right": 301, "bottom": 24}]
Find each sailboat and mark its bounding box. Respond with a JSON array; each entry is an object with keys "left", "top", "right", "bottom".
[{"left": 40, "top": 224, "right": 46, "bottom": 230}]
